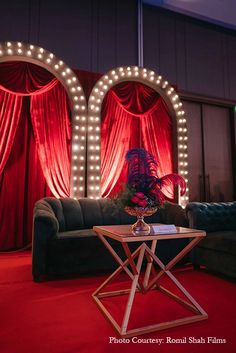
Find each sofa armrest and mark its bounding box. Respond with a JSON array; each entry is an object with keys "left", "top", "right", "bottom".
[
  {"left": 159, "top": 202, "right": 189, "bottom": 227},
  {"left": 32, "top": 209, "right": 59, "bottom": 281}
]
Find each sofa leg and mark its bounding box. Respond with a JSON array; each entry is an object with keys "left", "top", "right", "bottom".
[
  {"left": 193, "top": 264, "right": 200, "bottom": 270},
  {"left": 33, "top": 274, "right": 43, "bottom": 283}
]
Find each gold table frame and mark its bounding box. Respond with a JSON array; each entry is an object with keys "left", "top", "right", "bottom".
[{"left": 93, "top": 225, "right": 208, "bottom": 337}]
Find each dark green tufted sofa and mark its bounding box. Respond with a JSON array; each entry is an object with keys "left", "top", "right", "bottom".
[
  {"left": 186, "top": 201, "right": 236, "bottom": 278},
  {"left": 32, "top": 197, "right": 188, "bottom": 282}
]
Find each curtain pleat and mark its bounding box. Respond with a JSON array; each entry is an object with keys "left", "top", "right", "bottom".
[
  {"left": 0, "top": 62, "right": 71, "bottom": 250},
  {"left": 30, "top": 82, "right": 71, "bottom": 198},
  {"left": 101, "top": 81, "right": 174, "bottom": 198}
]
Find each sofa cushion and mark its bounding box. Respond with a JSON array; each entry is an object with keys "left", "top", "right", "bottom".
[
  {"left": 198, "top": 231, "right": 236, "bottom": 256},
  {"left": 56, "top": 229, "right": 96, "bottom": 239}
]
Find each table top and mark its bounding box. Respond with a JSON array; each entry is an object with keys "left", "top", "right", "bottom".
[{"left": 93, "top": 224, "right": 206, "bottom": 243}]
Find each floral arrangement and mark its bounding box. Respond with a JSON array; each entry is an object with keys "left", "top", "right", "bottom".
[{"left": 116, "top": 148, "right": 186, "bottom": 210}]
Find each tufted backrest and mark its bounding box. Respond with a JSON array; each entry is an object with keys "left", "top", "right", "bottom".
[
  {"left": 186, "top": 202, "right": 236, "bottom": 232},
  {"left": 34, "top": 197, "right": 187, "bottom": 232}
]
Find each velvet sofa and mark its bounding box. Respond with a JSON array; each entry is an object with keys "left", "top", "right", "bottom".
[
  {"left": 32, "top": 197, "right": 188, "bottom": 282},
  {"left": 186, "top": 201, "right": 236, "bottom": 278}
]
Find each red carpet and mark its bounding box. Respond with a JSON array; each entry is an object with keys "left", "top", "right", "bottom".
[{"left": 0, "top": 251, "right": 236, "bottom": 353}]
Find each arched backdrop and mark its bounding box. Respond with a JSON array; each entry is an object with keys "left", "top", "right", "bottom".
[
  {"left": 0, "top": 41, "right": 86, "bottom": 250},
  {"left": 87, "top": 66, "right": 189, "bottom": 207}
]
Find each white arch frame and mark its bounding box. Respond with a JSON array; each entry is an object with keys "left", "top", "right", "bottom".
[
  {"left": 0, "top": 41, "right": 86, "bottom": 199},
  {"left": 87, "top": 66, "right": 189, "bottom": 207}
]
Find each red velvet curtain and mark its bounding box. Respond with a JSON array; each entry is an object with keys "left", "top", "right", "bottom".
[
  {"left": 0, "top": 62, "right": 71, "bottom": 250},
  {"left": 101, "top": 82, "right": 174, "bottom": 198}
]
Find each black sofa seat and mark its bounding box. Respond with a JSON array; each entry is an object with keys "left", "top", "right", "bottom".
[
  {"left": 186, "top": 201, "right": 236, "bottom": 278},
  {"left": 32, "top": 197, "right": 189, "bottom": 282}
]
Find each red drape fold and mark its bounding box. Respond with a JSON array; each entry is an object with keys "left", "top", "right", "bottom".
[
  {"left": 0, "top": 90, "right": 23, "bottom": 175},
  {"left": 0, "top": 62, "right": 71, "bottom": 250},
  {"left": 30, "top": 82, "right": 71, "bottom": 198},
  {"left": 101, "top": 82, "right": 174, "bottom": 198}
]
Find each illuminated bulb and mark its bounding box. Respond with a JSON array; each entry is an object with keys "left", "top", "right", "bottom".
[
  {"left": 39, "top": 48, "right": 44, "bottom": 53},
  {"left": 90, "top": 186, "right": 94, "bottom": 190},
  {"left": 80, "top": 146, "right": 84, "bottom": 150},
  {"left": 73, "top": 145, "right": 79, "bottom": 151},
  {"left": 7, "top": 42, "right": 11, "bottom": 47},
  {"left": 7, "top": 49, "right": 13, "bottom": 54},
  {"left": 80, "top": 166, "right": 84, "bottom": 170},
  {"left": 81, "top": 116, "right": 86, "bottom": 121},
  {"left": 30, "top": 45, "right": 34, "bottom": 50},
  {"left": 73, "top": 166, "right": 78, "bottom": 170},
  {"left": 79, "top": 177, "right": 83, "bottom": 181},
  {"left": 119, "top": 67, "right": 124, "bottom": 72},
  {"left": 81, "top": 126, "right": 85, "bottom": 131},
  {"left": 59, "top": 60, "right": 63, "bottom": 65},
  {"left": 67, "top": 79, "right": 72, "bottom": 84},
  {"left": 96, "top": 166, "right": 99, "bottom": 170},
  {"left": 73, "top": 156, "right": 78, "bottom": 160},
  {"left": 108, "top": 80, "right": 113, "bottom": 84},
  {"left": 79, "top": 187, "right": 83, "bottom": 191},
  {"left": 114, "top": 75, "right": 118, "bottom": 80},
  {"left": 98, "top": 81, "right": 103, "bottom": 86},
  {"left": 90, "top": 176, "right": 95, "bottom": 180},
  {"left": 73, "top": 176, "right": 77, "bottom": 180},
  {"left": 72, "top": 77, "right": 76, "bottom": 81},
  {"left": 96, "top": 176, "right": 100, "bottom": 180},
  {"left": 135, "top": 72, "right": 139, "bottom": 76},
  {"left": 49, "top": 53, "right": 54, "bottom": 58},
  {"left": 73, "top": 187, "right": 77, "bottom": 191},
  {"left": 66, "top": 68, "right": 71, "bottom": 73},
  {"left": 81, "top": 136, "right": 85, "bottom": 140},
  {"left": 54, "top": 64, "right": 59, "bottom": 69},
  {"left": 46, "top": 58, "right": 51, "bottom": 63},
  {"left": 18, "top": 49, "right": 22, "bottom": 54},
  {"left": 38, "top": 53, "right": 42, "bottom": 59},
  {"left": 61, "top": 71, "right": 66, "bottom": 76},
  {"left": 17, "top": 42, "right": 22, "bottom": 47}
]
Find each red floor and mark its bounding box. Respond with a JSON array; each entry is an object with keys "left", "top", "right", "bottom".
[{"left": 0, "top": 251, "right": 236, "bottom": 353}]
